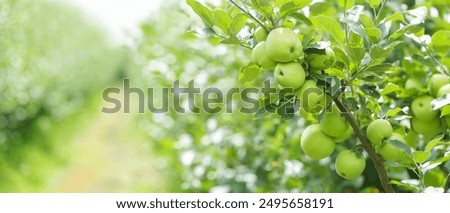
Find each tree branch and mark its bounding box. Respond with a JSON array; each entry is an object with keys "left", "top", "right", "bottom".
[
  {"left": 334, "top": 99, "right": 395, "bottom": 193},
  {"left": 229, "top": 0, "right": 270, "bottom": 32}
]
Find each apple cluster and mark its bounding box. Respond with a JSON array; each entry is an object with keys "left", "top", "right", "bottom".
[
  {"left": 366, "top": 119, "right": 410, "bottom": 164},
  {"left": 408, "top": 74, "right": 450, "bottom": 140},
  {"left": 251, "top": 27, "right": 335, "bottom": 116},
  {"left": 300, "top": 105, "right": 365, "bottom": 180},
  {"left": 363, "top": 73, "right": 450, "bottom": 165},
  {"left": 251, "top": 27, "right": 364, "bottom": 180}
]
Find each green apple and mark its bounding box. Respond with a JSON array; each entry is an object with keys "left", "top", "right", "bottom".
[
  {"left": 437, "top": 84, "right": 450, "bottom": 97},
  {"left": 305, "top": 47, "right": 336, "bottom": 70},
  {"left": 251, "top": 41, "right": 277, "bottom": 69},
  {"left": 405, "top": 78, "right": 424, "bottom": 94},
  {"left": 335, "top": 125, "right": 353, "bottom": 143},
  {"left": 411, "top": 117, "right": 442, "bottom": 141},
  {"left": 376, "top": 133, "right": 407, "bottom": 163},
  {"left": 266, "top": 27, "right": 303, "bottom": 62},
  {"left": 427, "top": 74, "right": 450, "bottom": 96},
  {"left": 319, "top": 104, "right": 350, "bottom": 138},
  {"left": 411, "top": 95, "right": 439, "bottom": 121},
  {"left": 274, "top": 62, "right": 306, "bottom": 89},
  {"left": 335, "top": 150, "right": 366, "bottom": 180},
  {"left": 366, "top": 119, "right": 393, "bottom": 146},
  {"left": 254, "top": 27, "right": 268, "bottom": 43},
  {"left": 301, "top": 124, "right": 335, "bottom": 160},
  {"left": 296, "top": 80, "right": 328, "bottom": 113}
]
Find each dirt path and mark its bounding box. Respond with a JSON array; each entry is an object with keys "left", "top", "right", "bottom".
[{"left": 52, "top": 110, "right": 166, "bottom": 192}]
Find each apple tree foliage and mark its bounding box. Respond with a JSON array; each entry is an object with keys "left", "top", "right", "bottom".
[
  {"left": 184, "top": 0, "right": 450, "bottom": 193},
  {"left": 133, "top": 0, "right": 450, "bottom": 192}
]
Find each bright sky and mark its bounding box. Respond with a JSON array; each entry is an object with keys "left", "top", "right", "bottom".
[{"left": 65, "top": 0, "right": 162, "bottom": 44}]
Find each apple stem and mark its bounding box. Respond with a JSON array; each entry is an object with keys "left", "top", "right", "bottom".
[
  {"left": 353, "top": 144, "right": 365, "bottom": 156},
  {"left": 334, "top": 98, "right": 395, "bottom": 193}
]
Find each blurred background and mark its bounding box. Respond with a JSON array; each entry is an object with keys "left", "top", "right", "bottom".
[{"left": 1, "top": 0, "right": 449, "bottom": 192}]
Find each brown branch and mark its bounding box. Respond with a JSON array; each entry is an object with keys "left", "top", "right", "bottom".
[{"left": 334, "top": 99, "right": 395, "bottom": 193}]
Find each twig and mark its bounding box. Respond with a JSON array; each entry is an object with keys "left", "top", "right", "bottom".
[
  {"left": 374, "top": 0, "right": 388, "bottom": 25},
  {"left": 334, "top": 98, "right": 395, "bottom": 193},
  {"left": 445, "top": 174, "right": 450, "bottom": 192},
  {"left": 346, "top": 60, "right": 372, "bottom": 84},
  {"left": 229, "top": 0, "right": 269, "bottom": 32},
  {"left": 420, "top": 40, "right": 450, "bottom": 76},
  {"left": 217, "top": 34, "right": 253, "bottom": 50},
  {"left": 240, "top": 43, "right": 253, "bottom": 50}
]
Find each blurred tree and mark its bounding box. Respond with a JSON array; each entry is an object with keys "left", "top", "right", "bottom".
[{"left": 0, "top": 0, "right": 123, "bottom": 191}]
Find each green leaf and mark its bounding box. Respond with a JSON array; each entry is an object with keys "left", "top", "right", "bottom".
[
  {"left": 429, "top": 153, "right": 450, "bottom": 165},
  {"left": 348, "top": 31, "right": 364, "bottom": 48},
  {"left": 359, "top": 72, "right": 382, "bottom": 82},
  {"left": 366, "top": 63, "right": 393, "bottom": 72},
  {"left": 390, "top": 25, "right": 424, "bottom": 41},
  {"left": 288, "top": 13, "right": 313, "bottom": 26},
  {"left": 411, "top": 54, "right": 437, "bottom": 71},
  {"left": 213, "top": 9, "right": 232, "bottom": 32},
  {"left": 366, "top": 0, "right": 381, "bottom": 8},
  {"left": 334, "top": 47, "right": 350, "bottom": 69},
  {"left": 279, "top": 0, "right": 312, "bottom": 18},
  {"left": 325, "top": 68, "right": 346, "bottom": 79},
  {"left": 360, "top": 84, "right": 380, "bottom": 99},
  {"left": 440, "top": 105, "right": 450, "bottom": 117},
  {"left": 229, "top": 14, "right": 248, "bottom": 35},
  {"left": 390, "top": 180, "right": 420, "bottom": 191},
  {"left": 386, "top": 40, "right": 403, "bottom": 49},
  {"left": 343, "top": 98, "right": 359, "bottom": 111},
  {"left": 413, "top": 151, "right": 431, "bottom": 164},
  {"left": 274, "top": 0, "right": 290, "bottom": 7},
  {"left": 425, "top": 135, "right": 444, "bottom": 152},
  {"left": 302, "top": 30, "right": 321, "bottom": 49},
  {"left": 327, "top": 76, "right": 341, "bottom": 96},
  {"left": 309, "top": 1, "right": 336, "bottom": 16},
  {"left": 337, "top": 0, "right": 355, "bottom": 10},
  {"left": 346, "top": 47, "right": 365, "bottom": 63},
  {"left": 432, "top": 0, "right": 450, "bottom": 6},
  {"left": 186, "top": 0, "right": 214, "bottom": 28},
  {"left": 255, "top": 104, "right": 278, "bottom": 119},
  {"left": 220, "top": 36, "right": 241, "bottom": 45},
  {"left": 359, "top": 14, "right": 374, "bottom": 28},
  {"left": 381, "top": 83, "right": 402, "bottom": 96},
  {"left": 364, "top": 27, "right": 382, "bottom": 43},
  {"left": 386, "top": 107, "right": 403, "bottom": 117},
  {"left": 277, "top": 103, "right": 297, "bottom": 120},
  {"left": 431, "top": 30, "right": 450, "bottom": 56},
  {"left": 250, "top": 0, "right": 274, "bottom": 19},
  {"left": 388, "top": 139, "right": 412, "bottom": 157},
  {"left": 239, "top": 63, "right": 262, "bottom": 85},
  {"left": 381, "top": 12, "right": 404, "bottom": 23},
  {"left": 311, "top": 15, "right": 345, "bottom": 43}
]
